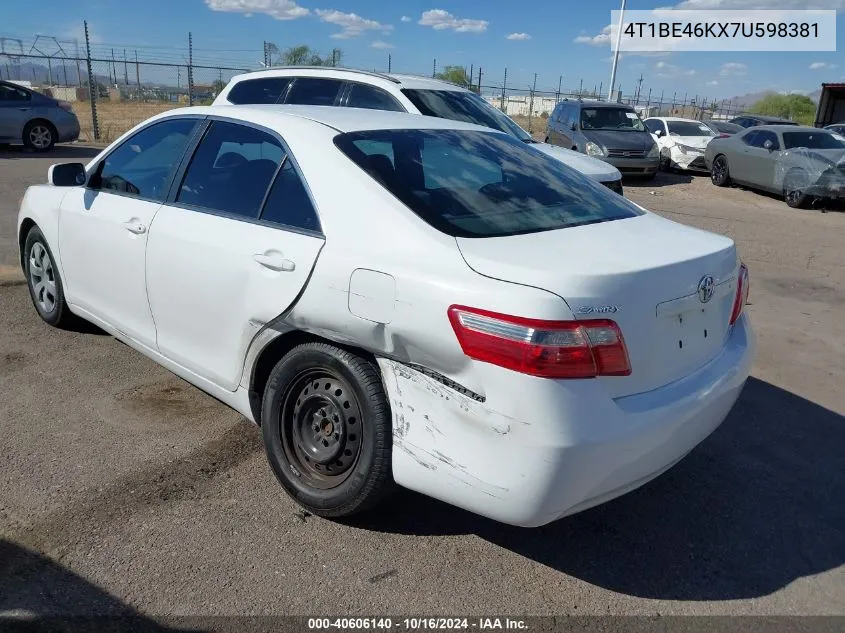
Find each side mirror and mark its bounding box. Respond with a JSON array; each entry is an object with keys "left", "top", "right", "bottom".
[
  {"left": 654, "top": 129, "right": 663, "bottom": 137},
  {"left": 48, "top": 163, "right": 86, "bottom": 187},
  {"left": 570, "top": 123, "right": 577, "bottom": 131},
  {"left": 763, "top": 140, "right": 774, "bottom": 151}
]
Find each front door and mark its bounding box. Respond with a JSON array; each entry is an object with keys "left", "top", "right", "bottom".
[
  {"left": 0, "top": 82, "right": 32, "bottom": 142},
  {"left": 58, "top": 117, "right": 200, "bottom": 348}
]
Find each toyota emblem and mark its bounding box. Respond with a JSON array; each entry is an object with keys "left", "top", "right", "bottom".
[{"left": 697, "top": 275, "right": 715, "bottom": 303}]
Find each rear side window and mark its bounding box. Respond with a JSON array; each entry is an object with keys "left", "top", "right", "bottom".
[
  {"left": 346, "top": 83, "right": 404, "bottom": 112},
  {"left": 0, "top": 83, "right": 31, "bottom": 101},
  {"left": 227, "top": 78, "right": 291, "bottom": 104},
  {"left": 335, "top": 129, "right": 641, "bottom": 238},
  {"left": 741, "top": 130, "right": 761, "bottom": 147},
  {"left": 96, "top": 118, "right": 198, "bottom": 201},
  {"left": 260, "top": 161, "right": 321, "bottom": 232},
  {"left": 177, "top": 121, "right": 284, "bottom": 218},
  {"left": 285, "top": 78, "right": 343, "bottom": 106}
]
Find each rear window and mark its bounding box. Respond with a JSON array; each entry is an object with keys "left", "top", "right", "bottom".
[
  {"left": 334, "top": 129, "right": 641, "bottom": 238},
  {"left": 227, "top": 77, "right": 290, "bottom": 104},
  {"left": 782, "top": 131, "right": 845, "bottom": 150}
]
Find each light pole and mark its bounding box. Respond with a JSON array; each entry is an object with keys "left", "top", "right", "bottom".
[{"left": 608, "top": 0, "right": 627, "bottom": 102}]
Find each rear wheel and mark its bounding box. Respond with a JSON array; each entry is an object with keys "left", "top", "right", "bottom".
[
  {"left": 24, "top": 226, "right": 72, "bottom": 327},
  {"left": 23, "top": 120, "right": 56, "bottom": 152},
  {"left": 783, "top": 169, "right": 812, "bottom": 209},
  {"left": 261, "top": 342, "right": 394, "bottom": 518},
  {"left": 711, "top": 155, "right": 730, "bottom": 187}
]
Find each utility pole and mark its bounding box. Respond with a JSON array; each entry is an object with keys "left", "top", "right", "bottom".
[
  {"left": 47, "top": 56, "right": 53, "bottom": 86},
  {"left": 84, "top": 20, "right": 99, "bottom": 141},
  {"left": 528, "top": 72, "right": 537, "bottom": 133},
  {"left": 111, "top": 48, "right": 117, "bottom": 85},
  {"left": 501, "top": 67, "right": 507, "bottom": 112},
  {"left": 469, "top": 64, "right": 474, "bottom": 89},
  {"left": 135, "top": 50, "right": 140, "bottom": 90},
  {"left": 188, "top": 32, "right": 194, "bottom": 106},
  {"left": 556, "top": 75, "right": 562, "bottom": 103},
  {"left": 578, "top": 78, "right": 583, "bottom": 98},
  {"left": 388, "top": 53, "right": 391, "bottom": 73},
  {"left": 608, "top": 0, "right": 627, "bottom": 101},
  {"left": 477, "top": 66, "right": 482, "bottom": 95},
  {"left": 123, "top": 49, "right": 129, "bottom": 85},
  {"left": 635, "top": 73, "right": 644, "bottom": 102},
  {"left": 432, "top": 58, "right": 436, "bottom": 78}
]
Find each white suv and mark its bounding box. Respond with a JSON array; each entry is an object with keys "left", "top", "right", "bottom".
[{"left": 212, "top": 67, "right": 624, "bottom": 194}]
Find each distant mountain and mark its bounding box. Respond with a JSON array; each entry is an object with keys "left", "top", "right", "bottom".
[{"left": 1, "top": 61, "right": 110, "bottom": 86}]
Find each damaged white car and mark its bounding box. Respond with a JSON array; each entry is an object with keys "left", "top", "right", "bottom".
[
  {"left": 645, "top": 117, "right": 718, "bottom": 172},
  {"left": 17, "top": 105, "right": 754, "bottom": 527}
]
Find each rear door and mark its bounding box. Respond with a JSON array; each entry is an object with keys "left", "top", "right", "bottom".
[
  {"left": 145, "top": 119, "right": 324, "bottom": 391},
  {"left": 0, "top": 82, "right": 32, "bottom": 142}
]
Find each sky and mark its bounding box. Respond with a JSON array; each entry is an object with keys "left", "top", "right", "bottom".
[{"left": 1, "top": 0, "right": 845, "bottom": 99}]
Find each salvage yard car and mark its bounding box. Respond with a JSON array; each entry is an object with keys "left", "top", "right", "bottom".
[
  {"left": 17, "top": 105, "right": 754, "bottom": 527},
  {"left": 644, "top": 116, "right": 718, "bottom": 172},
  {"left": 706, "top": 124, "right": 845, "bottom": 208},
  {"left": 212, "top": 67, "right": 624, "bottom": 195}
]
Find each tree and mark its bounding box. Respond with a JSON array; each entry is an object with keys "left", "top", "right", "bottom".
[
  {"left": 212, "top": 79, "right": 226, "bottom": 94},
  {"left": 266, "top": 43, "right": 343, "bottom": 67},
  {"left": 435, "top": 66, "right": 471, "bottom": 88},
  {"left": 748, "top": 93, "right": 816, "bottom": 126}
]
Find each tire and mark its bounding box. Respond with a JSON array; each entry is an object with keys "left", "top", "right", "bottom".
[
  {"left": 711, "top": 154, "right": 730, "bottom": 187},
  {"left": 783, "top": 169, "right": 812, "bottom": 209},
  {"left": 642, "top": 171, "right": 657, "bottom": 181},
  {"left": 24, "top": 226, "right": 73, "bottom": 327},
  {"left": 659, "top": 150, "right": 673, "bottom": 173},
  {"left": 23, "top": 120, "right": 56, "bottom": 152},
  {"left": 261, "top": 342, "right": 394, "bottom": 518}
]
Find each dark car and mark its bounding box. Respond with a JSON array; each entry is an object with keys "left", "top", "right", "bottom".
[
  {"left": 0, "top": 80, "right": 80, "bottom": 151},
  {"left": 704, "top": 120, "right": 744, "bottom": 136},
  {"left": 728, "top": 114, "right": 798, "bottom": 128},
  {"left": 546, "top": 99, "right": 660, "bottom": 179},
  {"left": 824, "top": 123, "right": 845, "bottom": 136}
]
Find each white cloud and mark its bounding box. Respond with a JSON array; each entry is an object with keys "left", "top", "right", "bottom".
[
  {"left": 654, "top": 60, "right": 697, "bottom": 77},
  {"left": 719, "top": 62, "right": 748, "bottom": 76},
  {"left": 64, "top": 23, "right": 102, "bottom": 44},
  {"left": 204, "top": 0, "right": 309, "bottom": 20},
  {"left": 506, "top": 32, "right": 532, "bottom": 41},
  {"left": 809, "top": 61, "right": 838, "bottom": 69},
  {"left": 316, "top": 9, "right": 393, "bottom": 39},
  {"left": 371, "top": 40, "right": 395, "bottom": 49},
  {"left": 418, "top": 9, "right": 488, "bottom": 33},
  {"left": 673, "top": 0, "right": 845, "bottom": 10},
  {"left": 400, "top": 15, "right": 411, "bottom": 22},
  {"left": 574, "top": 25, "right": 611, "bottom": 45},
  {"left": 707, "top": 79, "right": 719, "bottom": 86}
]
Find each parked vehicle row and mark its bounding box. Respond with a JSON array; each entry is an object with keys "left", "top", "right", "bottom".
[
  {"left": 18, "top": 103, "right": 753, "bottom": 527},
  {"left": 0, "top": 79, "right": 80, "bottom": 150}
]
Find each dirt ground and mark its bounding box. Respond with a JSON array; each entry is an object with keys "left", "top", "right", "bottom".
[{"left": 1, "top": 145, "right": 843, "bottom": 621}]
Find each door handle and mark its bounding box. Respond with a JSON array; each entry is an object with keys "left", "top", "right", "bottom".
[
  {"left": 253, "top": 253, "right": 295, "bottom": 272},
  {"left": 122, "top": 220, "right": 146, "bottom": 234}
]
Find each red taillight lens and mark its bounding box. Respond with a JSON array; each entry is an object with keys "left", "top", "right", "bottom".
[
  {"left": 447, "top": 305, "right": 631, "bottom": 379},
  {"left": 729, "top": 263, "right": 749, "bottom": 325}
]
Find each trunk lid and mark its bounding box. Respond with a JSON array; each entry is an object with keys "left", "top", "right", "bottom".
[{"left": 456, "top": 213, "right": 739, "bottom": 398}]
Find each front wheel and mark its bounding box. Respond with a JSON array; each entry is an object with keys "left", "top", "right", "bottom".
[
  {"left": 24, "top": 226, "right": 73, "bottom": 327},
  {"left": 711, "top": 155, "right": 730, "bottom": 187},
  {"left": 783, "top": 169, "right": 812, "bottom": 209},
  {"left": 261, "top": 342, "right": 394, "bottom": 518}
]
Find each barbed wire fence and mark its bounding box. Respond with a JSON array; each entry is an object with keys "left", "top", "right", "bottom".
[{"left": 0, "top": 23, "right": 752, "bottom": 144}]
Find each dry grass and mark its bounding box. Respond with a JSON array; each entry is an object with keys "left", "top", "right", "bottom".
[
  {"left": 71, "top": 101, "right": 187, "bottom": 144},
  {"left": 510, "top": 114, "right": 549, "bottom": 142}
]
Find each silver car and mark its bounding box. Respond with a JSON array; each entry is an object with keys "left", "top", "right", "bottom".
[
  {"left": 0, "top": 81, "right": 80, "bottom": 151},
  {"left": 705, "top": 125, "right": 845, "bottom": 208}
]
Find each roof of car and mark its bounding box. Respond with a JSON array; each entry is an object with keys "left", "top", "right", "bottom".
[
  {"left": 751, "top": 124, "right": 828, "bottom": 133},
  {"left": 737, "top": 114, "right": 794, "bottom": 122},
  {"left": 650, "top": 116, "right": 704, "bottom": 123},
  {"left": 173, "top": 104, "right": 503, "bottom": 134},
  {"left": 566, "top": 99, "right": 634, "bottom": 109},
  {"left": 226, "top": 66, "right": 470, "bottom": 92}
]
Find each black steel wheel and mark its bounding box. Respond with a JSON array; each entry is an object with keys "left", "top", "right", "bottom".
[
  {"left": 261, "top": 342, "right": 394, "bottom": 518},
  {"left": 711, "top": 155, "right": 730, "bottom": 187},
  {"left": 784, "top": 169, "right": 812, "bottom": 209}
]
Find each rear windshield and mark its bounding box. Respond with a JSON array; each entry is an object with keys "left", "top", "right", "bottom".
[
  {"left": 580, "top": 107, "right": 645, "bottom": 132},
  {"left": 667, "top": 121, "right": 715, "bottom": 137},
  {"left": 401, "top": 89, "right": 533, "bottom": 142},
  {"left": 334, "top": 129, "right": 642, "bottom": 238},
  {"left": 782, "top": 131, "right": 845, "bottom": 150}
]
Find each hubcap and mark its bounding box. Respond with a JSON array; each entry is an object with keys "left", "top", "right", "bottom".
[
  {"left": 30, "top": 125, "right": 52, "bottom": 149},
  {"left": 29, "top": 242, "right": 57, "bottom": 313},
  {"left": 281, "top": 369, "right": 363, "bottom": 489}
]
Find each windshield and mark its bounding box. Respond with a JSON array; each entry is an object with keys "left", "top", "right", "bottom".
[
  {"left": 667, "top": 121, "right": 716, "bottom": 137},
  {"left": 782, "top": 131, "right": 845, "bottom": 150},
  {"left": 334, "top": 129, "right": 641, "bottom": 238},
  {"left": 401, "top": 89, "right": 534, "bottom": 142},
  {"left": 580, "top": 107, "right": 646, "bottom": 132}
]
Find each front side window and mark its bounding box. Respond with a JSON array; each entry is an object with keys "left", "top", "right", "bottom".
[
  {"left": 756, "top": 130, "right": 780, "bottom": 149},
  {"left": 227, "top": 78, "right": 291, "bottom": 104},
  {"left": 782, "top": 131, "right": 845, "bottom": 150},
  {"left": 96, "top": 118, "right": 198, "bottom": 200},
  {"left": 0, "top": 83, "right": 31, "bottom": 102},
  {"left": 346, "top": 83, "right": 404, "bottom": 112},
  {"left": 667, "top": 121, "right": 715, "bottom": 137},
  {"left": 177, "top": 121, "right": 284, "bottom": 218},
  {"left": 335, "top": 129, "right": 642, "bottom": 238},
  {"left": 401, "top": 89, "right": 533, "bottom": 142},
  {"left": 580, "top": 107, "right": 645, "bottom": 132},
  {"left": 285, "top": 78, "right": 343, "bottom": 106}
]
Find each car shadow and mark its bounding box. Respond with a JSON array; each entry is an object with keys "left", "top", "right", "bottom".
[
  {"left": 353, "top": 377, "right": 845, "bottom": 602},
  {"left": 625, "top": 170, "right": 696, "bottom": 189},
  {"left": 0, "top": 145, "right": 102, "bottom": 161}
]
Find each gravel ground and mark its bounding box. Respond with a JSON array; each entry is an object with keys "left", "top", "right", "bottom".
[{"left": 0, "top": 145, "right": 843, "bottom": 621}]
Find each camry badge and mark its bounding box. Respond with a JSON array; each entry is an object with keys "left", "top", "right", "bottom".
[
  {"left": 576, "top": 305, "right": 620, "bottom": 315},
  {"left": 697, "top": 275, "right": 715, "bottom": 304}
]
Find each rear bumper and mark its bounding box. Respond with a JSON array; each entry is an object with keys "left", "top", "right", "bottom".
[
  {"left": 56, "top": 117, "right": 81, "bottom": 143},
  {"left": 381, "top": 314, "right": 754, "bottom": 527}
]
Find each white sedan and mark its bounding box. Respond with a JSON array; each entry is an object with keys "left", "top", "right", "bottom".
[
  {"left": 17, "top": 105, "right": 754, "bottom": 527},
  {"left": 644, "top": 116, "right": 719, "bottom": 172}
]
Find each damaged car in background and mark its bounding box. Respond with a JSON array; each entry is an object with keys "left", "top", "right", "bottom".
[
  {"left": 706, "top": 125, "right": 845, "bottom": 208},
  {"left": 18, "top": 105, "right": 754, "bottom": 528},
  {"left": 645, "top": 117, "right": 718, "bottom": 172}
]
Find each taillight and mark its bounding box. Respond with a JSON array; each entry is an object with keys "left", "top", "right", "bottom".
[
  {"left": 447, "top": 305, "right": 631, "bottom": 379},
  {"left": 729, "top": 263, "right": 749, "bottom": 325}
]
